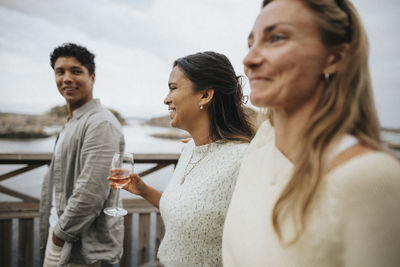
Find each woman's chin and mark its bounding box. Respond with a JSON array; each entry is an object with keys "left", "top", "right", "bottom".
[
  {"left": 170, "top": 119, "right": 178, "bottom": 129},
  {"left": 250, "top": 94, "right": 269, "bottom": 108}
]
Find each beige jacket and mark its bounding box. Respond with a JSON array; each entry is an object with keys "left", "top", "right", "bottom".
[{"left": 40, "top": 99, "right": 125, "bottom": 265}]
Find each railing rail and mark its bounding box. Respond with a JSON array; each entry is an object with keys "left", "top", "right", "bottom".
[{"left": 0, "top": 152, "right": 179, "bottom": 267}]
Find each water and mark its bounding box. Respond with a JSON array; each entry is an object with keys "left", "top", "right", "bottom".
[
  {"left": 0, "top": 119, "right": 185, "bottom": 202},
  {"left": 1, "top": 121, "right": 399, "bottom": 202}
]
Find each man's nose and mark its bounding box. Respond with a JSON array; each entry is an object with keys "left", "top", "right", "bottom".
[{"left": 63, "top": 72, "right": 73, "bottom": 84}]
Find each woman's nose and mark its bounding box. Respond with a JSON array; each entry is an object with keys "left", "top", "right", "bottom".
[
  {"left": 164, "top": 92, "right": 171, "bottom": 105},
  {"left": 243, "top": 45, "right": 263, "bottom": 70}
]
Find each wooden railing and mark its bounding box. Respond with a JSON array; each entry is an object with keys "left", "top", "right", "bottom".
[{"left": 0, "top": 153, "right": 179, "bottom": 267}]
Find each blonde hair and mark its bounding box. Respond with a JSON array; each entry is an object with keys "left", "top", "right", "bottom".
[{"left": 261, "top": 0, "right": 382, "bottom": 244}]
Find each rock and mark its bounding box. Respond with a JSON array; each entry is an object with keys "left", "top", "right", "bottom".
[
  {"left": 144, "top": 115, "right": 171, "bottom": 128},
  {"left": 0, "top": 105, "right": 127, "bottom": 139},
  {"left": 151, "top": 129, "right": 190, "bottom": 140}
]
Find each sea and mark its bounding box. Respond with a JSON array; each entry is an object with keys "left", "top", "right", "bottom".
[{"left": 1, "top": 119, "right": 399, "bottom": 201}]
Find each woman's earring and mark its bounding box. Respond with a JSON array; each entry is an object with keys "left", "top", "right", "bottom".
[
  {"left": 242, "top": 95, "right": 249, "bottom": 104},
  {"left": 324, "top": 72, "right": 330, "bottom": 81},
  {"left": 200, "top": 105, "right": 203, "bottom": 110}
]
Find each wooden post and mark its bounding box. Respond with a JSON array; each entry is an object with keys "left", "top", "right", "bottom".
[
  {"left": 120, "top": 214, "right": 133, "bottom": 267},
  {"left": 18, "top": 218, "right": 34, "bottom": 267},
  {"left": 100, "top": 261, "right": 113, "bottom": 267},
  {"left": 155, "top": 213, "right": 165, "bottom": 259},
  {"left": 0, "top": 219, "right": 12, "bottom": 267},
  {"left": 137, "top": 213, "right": 150, "bottom": 266}
]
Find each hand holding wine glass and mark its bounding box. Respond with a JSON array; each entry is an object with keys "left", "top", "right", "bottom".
[
  {"left": 108, "top": 168, "right": 131, "bottom": 189},
  {"left": 108, "top": 171, "right": 146, "bottom": 196},
  {"left": 103, "top": 152, "right": 134, "bottom": 217}
]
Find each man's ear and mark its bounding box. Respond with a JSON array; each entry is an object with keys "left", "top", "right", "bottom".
[
  {"left": 91, "top": 73, "right": 96, "bottom": 84},
  {"left": 199, "top": 89, "right": 214, "bottom": 107},
  {"left": 323, "top": 43, "right": 350, "bottom": 76}
]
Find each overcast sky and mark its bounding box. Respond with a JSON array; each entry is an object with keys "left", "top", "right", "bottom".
[{"left": 0, "top": 0, "right": 399, "bottom": 127}]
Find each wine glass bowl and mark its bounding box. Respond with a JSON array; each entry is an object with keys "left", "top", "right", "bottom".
[{"left": 110, "top": 168, "right": 131, "bottom": 189}]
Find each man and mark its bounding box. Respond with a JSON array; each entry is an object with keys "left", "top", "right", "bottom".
[{"left": 40, "top": 43, "right": 125, "bottom": 266}]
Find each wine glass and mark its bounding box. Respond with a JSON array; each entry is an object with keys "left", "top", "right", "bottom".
[{"left": 104, "top": 152, "right": 134, "bottom": 217}]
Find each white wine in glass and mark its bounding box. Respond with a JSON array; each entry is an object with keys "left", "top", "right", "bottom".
[{"left": 104, "top": 152, "right": 134, "bottom": 217}]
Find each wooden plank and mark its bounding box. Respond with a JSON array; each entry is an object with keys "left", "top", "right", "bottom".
[
  {"left": 0, "top": 185, "right": 39, "bottom": 202},
  {"left": 0, "top": 200, "right": 156, "bottom": 220},
  {"left": 0, "top": 202, "right": 40, "bottom": 219},
  {"left": 0, "top": 219, "right": 12, "bottom": 266},
  {"left": 100, "top": 261, "right": 113, "bottom": 267},
  {"left": 120, "top": 214, "right": 133, "bottom": 267},
  {"left": 18, "top": 218, "right": 34, "bottom": 267},
  {"left": 123, "top": 198, "right": 159, "bottom": 214},
  {"left": 0, "top": 153, "right": 179, "bottom": 165},
  {"left": 155, "top": 213, "right": 165, "bottom": 259},
  {"left": 138, "top": 163, "right": 171, "bottom": 177},
  {"left": 137, "top": 213, "right": 150, "bottom": 266},
  {"left": 0, "top": 163, "right": 45, "bottom": 182},
  {"left": 0, "top": 153, "right": 52, "bottom": 164}
]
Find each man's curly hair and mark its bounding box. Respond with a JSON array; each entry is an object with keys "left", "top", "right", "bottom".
[{"left": 50, "top": 43, "right": 95, "bottom": 75}]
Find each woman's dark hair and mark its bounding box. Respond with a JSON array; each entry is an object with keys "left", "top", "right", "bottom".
[
  {"left": 173, "top": 51, "right": 255, "bottom": 142},
  {"left": 50, "top": 43, "right": 95, "bottom": 75}
]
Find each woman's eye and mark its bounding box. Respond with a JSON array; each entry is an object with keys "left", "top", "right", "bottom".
[{"left": 270, "top": 34, "right": 285, "bottom": 42}]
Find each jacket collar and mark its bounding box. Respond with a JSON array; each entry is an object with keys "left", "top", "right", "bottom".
[{"left": 70, "top": 99, "right": 101, "bottom": 120}]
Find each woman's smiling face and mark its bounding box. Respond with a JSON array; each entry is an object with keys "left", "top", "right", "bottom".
[
  {"left": 244, "top": 0, "right": 331, "bottom": 112},
  {"left": 164, "top": 66, "right": 203, "bottom": 131}
]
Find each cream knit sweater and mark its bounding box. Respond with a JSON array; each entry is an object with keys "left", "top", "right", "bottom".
[{"left": 223, "top": 121, "right": 400, "bottom": 267}]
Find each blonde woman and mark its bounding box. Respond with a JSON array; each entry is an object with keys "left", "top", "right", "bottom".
[{"left": 223, "top": 0, "right": 400, "bottom": 266}]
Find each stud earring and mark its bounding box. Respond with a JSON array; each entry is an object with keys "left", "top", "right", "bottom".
[
  {"left": 200, "top": 105, "right": 203, "bottom": 110},
  {"left": 324, "top": 72, "right": 330, "bottom": 81}
]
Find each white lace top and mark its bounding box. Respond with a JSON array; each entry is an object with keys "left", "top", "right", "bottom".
[{"left": 158, "top": 140, "right": 248, "bottom": 267}]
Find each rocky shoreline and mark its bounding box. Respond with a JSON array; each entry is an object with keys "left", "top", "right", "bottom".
[
  {"left": 0, "top": 113, "right": 65, "bottom": 139},
  {"left": 0, "top": 105, "right": 126, "bottom": 139},
  {"left": 2, "top": 107, "right": 399, "bottom": 147}
]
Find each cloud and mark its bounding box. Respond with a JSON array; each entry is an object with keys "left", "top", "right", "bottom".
[
  {"left": 0, "top": 0, "right": 399, "bottom": 127},
  {"left": 0, "top": 0, "right": 259, "bottom": 117}
]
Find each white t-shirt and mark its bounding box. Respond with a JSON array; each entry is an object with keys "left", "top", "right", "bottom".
[{"left": 49, "top": 127, "right": 67, "bottom": 228}]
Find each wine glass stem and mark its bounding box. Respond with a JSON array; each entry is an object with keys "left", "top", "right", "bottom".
[{"left": 115, "top": 188, "right": 121, "bottom": 208}]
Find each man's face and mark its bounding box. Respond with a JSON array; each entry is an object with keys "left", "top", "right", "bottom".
[{"left": 54, "top": 56, "right": 94, "bottom": 110}]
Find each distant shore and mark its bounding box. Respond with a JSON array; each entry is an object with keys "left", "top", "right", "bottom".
[
  {"left": 0, "top": 105, "right": 125, "bottom": 139},
  {"left": 0, "top": 113, "right": 65, "bottom": 139},
  {"left": 1, "top": 108, "right": 399, "bottom": 145}
]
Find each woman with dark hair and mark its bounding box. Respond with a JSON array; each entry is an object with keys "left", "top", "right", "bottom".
[
  {"left": 109, "top": 51, "right": 254, "bottom": 266},
  {"left": 223, "top": 0, "right": 400, "bottom": 266}
]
